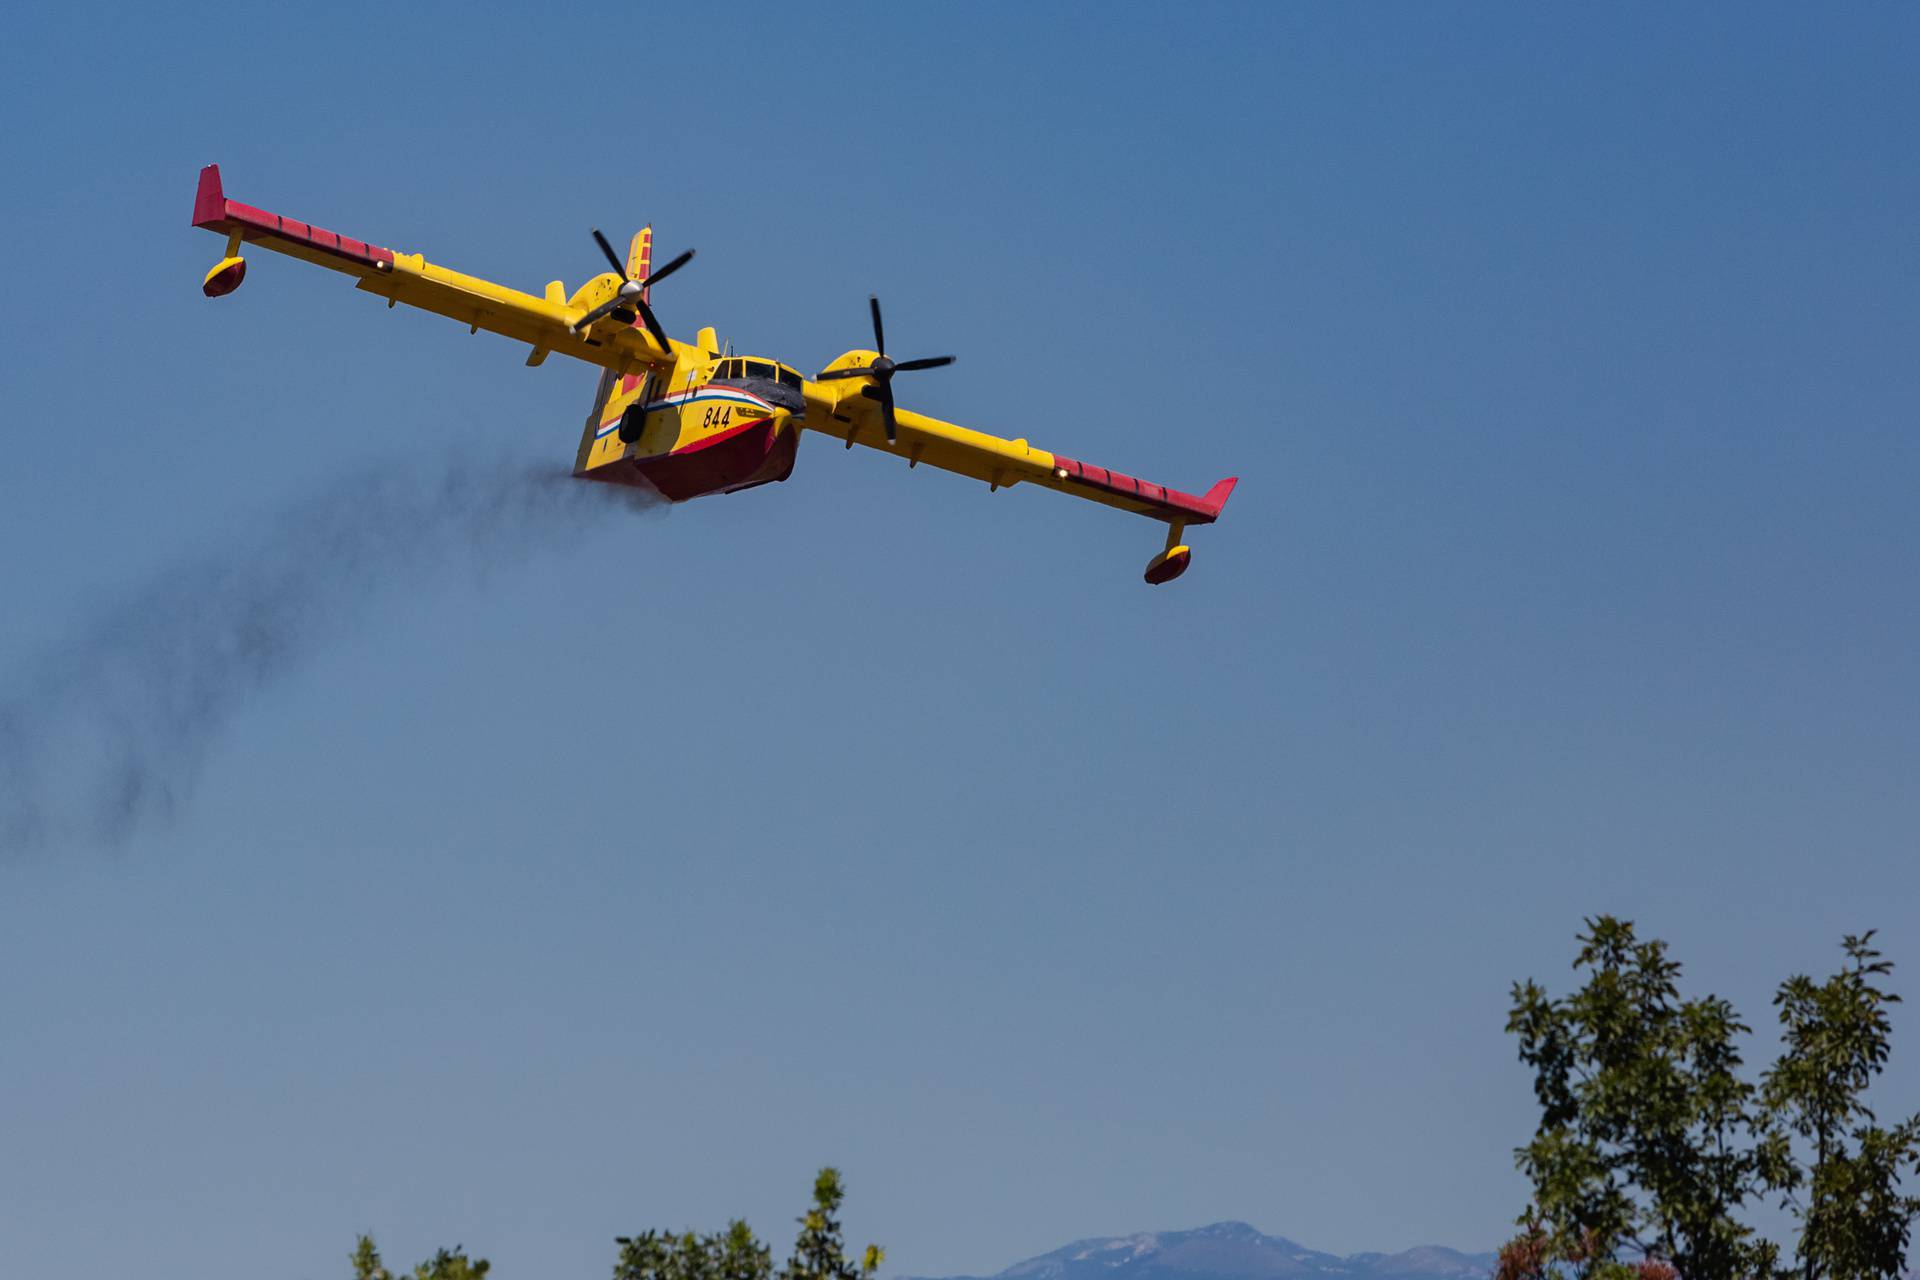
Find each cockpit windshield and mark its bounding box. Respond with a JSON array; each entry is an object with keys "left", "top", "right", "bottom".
[{"left": 714, "top": 357, "right": 804, "bottom": 392}]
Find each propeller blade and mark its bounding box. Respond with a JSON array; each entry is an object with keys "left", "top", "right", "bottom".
[
  {"left": 590, "top": 228, "right": 626, "bottom": 277},
  {"left": 634, "top": 298, "right": 672, "bottom": 353},
  {"left": 877, "top": 381, "right": 898, "bottom": 443},
  {"left": 571, "top": 295, "right": 626, "bottom": 332},
  {"left": 642, "top": 247, "right": 694, "bottom": 289},
  {"left": 832, "top": 298, "right": 939, "bottom": 441}
]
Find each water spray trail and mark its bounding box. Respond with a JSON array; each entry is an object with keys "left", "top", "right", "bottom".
[{"left": 0, "top": 455, "right": 659, "bottom": 854}]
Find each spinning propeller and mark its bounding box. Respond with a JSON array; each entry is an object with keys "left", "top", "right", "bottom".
[
  {"left": 569, "top": 228, "right": 694, "bottom": 352},
  {"left": 816, "top": 296, "right": 955, "bottom": 443}
]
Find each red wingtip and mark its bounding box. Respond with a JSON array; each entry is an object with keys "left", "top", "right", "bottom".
[
  {"left": 1199, "top": 476, "right": 1239, "bottom": 517},
  {"left": 193, "top": 163, "right": 227, "bottom": 228}
]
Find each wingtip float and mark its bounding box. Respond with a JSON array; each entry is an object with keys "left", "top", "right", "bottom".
[{"left": 191, "top": 163, "right": 1239, "bottom": 586}]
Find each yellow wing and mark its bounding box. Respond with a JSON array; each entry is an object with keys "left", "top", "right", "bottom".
[
  {"left": 801, "top": 371, "right": 1238, "bottom": 530},
  {"left": 190, "top": 164, "right": 682, "bottom": 375}
]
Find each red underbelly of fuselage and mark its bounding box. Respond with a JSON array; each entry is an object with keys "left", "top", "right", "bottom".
[{"left": 580, "top": 415, "right": 798, "bottom": 502}]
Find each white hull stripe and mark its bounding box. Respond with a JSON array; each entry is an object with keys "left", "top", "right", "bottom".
[{"left": 596, "top": 384, "right": 775, "bottom": 438}]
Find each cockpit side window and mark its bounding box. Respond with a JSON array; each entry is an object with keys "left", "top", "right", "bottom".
[
  {"left": 746, "top": 359, "right": 776, "bottom": 381},
  {"left": 778, "top": 365, "right": 803, "bottom": 391}
]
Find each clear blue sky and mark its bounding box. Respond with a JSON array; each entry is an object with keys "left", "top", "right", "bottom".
[{"left": 3, "top": 4, "right": 1917, "bottom": 1278}]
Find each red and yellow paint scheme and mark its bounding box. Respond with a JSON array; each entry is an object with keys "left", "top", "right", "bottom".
[{"left": 190, "top": 164, "right": 1237, "bottom": 584}]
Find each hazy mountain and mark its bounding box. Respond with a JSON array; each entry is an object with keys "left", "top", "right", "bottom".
[{"left": 904, "top": 1221, "right": 1495, "bottom": 1280}]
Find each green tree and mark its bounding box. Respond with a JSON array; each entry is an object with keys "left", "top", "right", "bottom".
[
  {"left": 614, "top": 1168, "right": 880, "bottom": 1280},
  {"left": 348, "top": 1167, "right": 875, "bottom": 1280},
  {"left": 1761, "top": 932, "right": 1920, "bottom": 1280},
  {"left": 615, "top": 1220, "right": 772, "bottom": 1280},
  {"left": 350, "top": 1235, "right": 490, "bottom": 1280},
  {"left": 1505, "top": 920, "right": 1920, "bottom": 1280},
  {"left": 1506, "top": 917, "right": 1775, "bottom": 1280},
  {"left": 350, "top": 1235, "right": 389, "bottom": 1280},
  {"left": 782, "top": 1168, "right": 885, "bottom": 1280}
]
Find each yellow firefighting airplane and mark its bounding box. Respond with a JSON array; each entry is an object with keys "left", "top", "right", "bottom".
[{"left": 192, "top": 165, "right": 1237, "bottom": 583}]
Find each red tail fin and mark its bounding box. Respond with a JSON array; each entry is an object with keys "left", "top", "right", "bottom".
[{"left": 627, "top": 226, "right": 652, "bottom": 303}]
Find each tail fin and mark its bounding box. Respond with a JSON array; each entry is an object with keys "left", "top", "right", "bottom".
[
  {"left": 573, "top": 227, "right": 658, "bottom": 475},
  {"left": 627, "top": 226, "right": 652, "bottom": 302}
]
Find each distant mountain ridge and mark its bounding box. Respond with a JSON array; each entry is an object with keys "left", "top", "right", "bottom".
[{"left": 903, "top": 1221, "right": 1495, "bottom": 1280}]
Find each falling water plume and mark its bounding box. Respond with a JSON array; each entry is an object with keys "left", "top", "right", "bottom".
[{"left": 0, "top": 453, "right": 660, "bottom": 854}]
